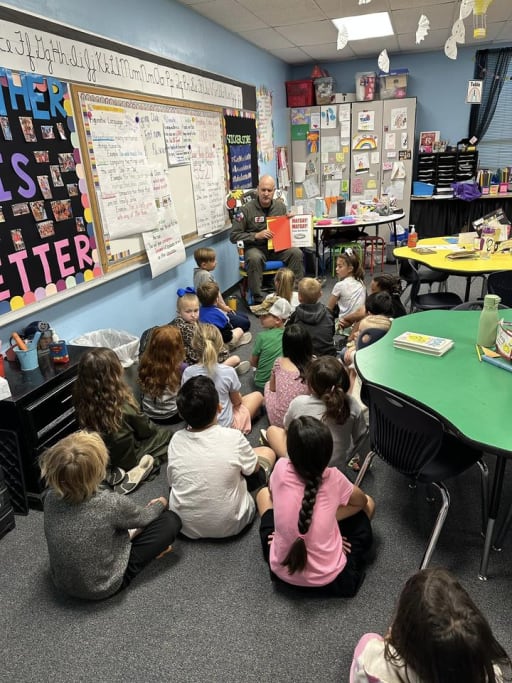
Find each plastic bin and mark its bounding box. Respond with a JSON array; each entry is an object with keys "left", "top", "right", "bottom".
[
  {"left": 379, "top": 69, "right": 409, "bottom": 99},
  {"left": 285, "top": 79, "right": 315, "bottom": 107},
  {"left": 314, "top": 76, "right": 335, "bottom": 105},
  {"left": 70, "top": 329, "right": 139, "bottom": 367}
]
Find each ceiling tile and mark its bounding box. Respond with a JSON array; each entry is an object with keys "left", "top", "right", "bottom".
[
  {"left": 393, "top": 5, "right": 455, "bottom": 34},
  {"left": 277, "top": 20, "right": 338, "bottom": 46},
  {"left": 267, "top": 46, "right": 318, "bottom": 64},
  {"left": 236, "top": 0, "right": 325, "bottom": 25},
  {"left": 188, "top": 0, "right": 266, "bottom": 31},
  {"left": 302, "top": 42, "right": 357, "bottom": 61},
  {"left": 238, "top": 27, "right": 295, "bottom": 50}
]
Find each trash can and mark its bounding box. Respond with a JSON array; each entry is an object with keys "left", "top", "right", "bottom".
[{"left": 70, "top": 329, "right": 140, "bottom": 367}]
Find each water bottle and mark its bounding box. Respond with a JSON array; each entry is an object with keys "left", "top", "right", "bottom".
[
  {"left": 477, "top": 294, "right": 501, "bottom": 347},
  {"left": 407, "top": 225, "right": 418, "bottom": 248}
]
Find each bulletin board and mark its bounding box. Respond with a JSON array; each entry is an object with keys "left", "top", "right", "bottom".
[
  {"left": 0, "top": 69, "right": 101, "bottom": 316},
  {"left": 71, "top": 85, "right": 229, "bottom": 272}
]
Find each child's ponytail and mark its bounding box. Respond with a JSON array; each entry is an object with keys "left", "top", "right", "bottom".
[
  {"left": 192, "top": 323, "right": 223, "bottom": 375},
  {"left": 306, "top": 356, "right": 350, "bottom": 425},
  {"left": 281, "top": 416, "right": 333, "bottom": 575}
]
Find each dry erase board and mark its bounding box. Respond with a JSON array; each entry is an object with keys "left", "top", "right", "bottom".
[
  {"left": 71, "top": 86, "right": 229, "bottom": 271},
  {"left": 0, "top": 69, "right": 101, "bottom": 316}
]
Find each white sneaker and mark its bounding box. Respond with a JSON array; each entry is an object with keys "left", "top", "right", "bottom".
[
  {"left": 235, "top": 360, "right": 251, "bottom": 376},
  {"left": 259, "top": 428, "right": 269, "bottom": 446},
  {"left": 237, "top": 332, "right": 252, "bottom": 347}
]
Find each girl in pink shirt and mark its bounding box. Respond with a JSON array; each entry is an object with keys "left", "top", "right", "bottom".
[{"left": 257, "top": 415, "right": 374, "bottom": 597}]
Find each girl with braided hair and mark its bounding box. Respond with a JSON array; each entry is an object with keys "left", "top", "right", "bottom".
[{"left": 257, "top": 416, "right": 374, "bottom": 597}]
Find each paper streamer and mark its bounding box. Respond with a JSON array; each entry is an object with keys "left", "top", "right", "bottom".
[
  {"left": 416, "top": 15, "right": 430, "bottom": 44},
  {"left": 378, "top": 49, "right": 390, "bottom": 73},
  {"left": 337, "top": 25, "right": 348, "bottom": 50},
  {"left": 452, "top": 18, "right": 466, "bottom": 43},
  {"left": 444, "top": 35, "right": 458, "bottom": 60}
]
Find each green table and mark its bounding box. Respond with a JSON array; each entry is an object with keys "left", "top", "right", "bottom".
[{"left": 355, "top": 310, "right": 512, "bottom": 579}]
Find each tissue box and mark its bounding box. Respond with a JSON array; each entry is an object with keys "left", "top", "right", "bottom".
[
  {"left": 496, "top": 321, "right": 512, "bottom": 361},
  {"left": 314, "top": 77, "right": 335, "bottom": 105}
]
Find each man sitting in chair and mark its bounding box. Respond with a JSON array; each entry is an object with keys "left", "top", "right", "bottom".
[{"left": 230, "top": 175, "right": 304, "bottom": 304}]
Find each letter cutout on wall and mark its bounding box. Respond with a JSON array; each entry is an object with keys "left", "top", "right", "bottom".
[{"left": 0, "top": 68, "right": 101, "bottom": 315}]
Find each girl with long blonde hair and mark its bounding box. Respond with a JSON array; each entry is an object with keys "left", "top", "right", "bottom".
[{"left": 180, "top": 323, "right": 263, "bottom": 434}]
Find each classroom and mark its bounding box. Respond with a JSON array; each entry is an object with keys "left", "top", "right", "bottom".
[{"left": 1, "top": 0, "right": 512, "bottom": 681}]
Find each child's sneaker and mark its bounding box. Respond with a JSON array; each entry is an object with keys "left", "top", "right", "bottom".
[
  {"left": 235, "top": 360, "right": 251, "bottom": 376},
  {"left": 259, "top": 428, "right": 269, "bottom": 446},
  {"left": 238, "top": 332, "right": 252, "bottom": 346}
]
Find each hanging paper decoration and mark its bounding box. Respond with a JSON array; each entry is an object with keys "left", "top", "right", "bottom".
[
  {"left": 416, "top": 15, "right": 430, "bottom": 44},
  {"left": 444, "top": 35, "right": 458, "bottom": 60},
  {"left": 452, "top": 18, "right": 466, "bottom": 43},
  {"left": 459, "top": 0, "right": 474, "bottom": 20},
  {"left": 473, "top": 0, "right": 493, "bottom": 39},
  {"left": 337, "top": 25, "right": 348, "bottom": 51},
  {"left": 378, "top": 49, "right": 390, "bottom": 73}
]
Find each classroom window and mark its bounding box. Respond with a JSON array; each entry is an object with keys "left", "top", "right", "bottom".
[{"left": 477, "top": 58, "right": 512, "bottom": 169}]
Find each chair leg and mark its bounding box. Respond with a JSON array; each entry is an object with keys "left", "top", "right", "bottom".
[
  {"left": 492, "top": 502, "right": 512, "bottom": 551},
  {"left": 354, "top": 450, "right": 375, "bottom": 487},
  {"left": 419, "top": 481, "right": 450, "bottom": 570},
  {"left": 476, "top": 459, "right": 489, "bottom": 537}
]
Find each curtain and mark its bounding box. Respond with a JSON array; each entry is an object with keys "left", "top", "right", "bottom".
[{"left": 468, "top": 48, "right": 512, "bottom": 141}]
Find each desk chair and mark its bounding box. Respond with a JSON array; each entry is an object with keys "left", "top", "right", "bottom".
[
  {"left": 398, "top": 258, "right": 450, "bottom": 311},
  {"left": 356, "top": 327, "right": 389, "bottom": 350},
  {"left": 354, "top": 383, "right": 486, "bottom": 569},
  {"left": 399, "top": 259, "right": 462, "bottom": 312},
  {"left": 359, "top": 235, "right": 386, "bottom": 275},
  {"left": 487, "top": 271, "right": 512, "bottom": 307},
  {"left": 238, "top": 243, "right": 284, "bottom": 305}
]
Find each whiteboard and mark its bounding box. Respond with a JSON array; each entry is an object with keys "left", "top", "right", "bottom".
[{"left": 71, "top": 86, "right": 229, "bottom": 272}]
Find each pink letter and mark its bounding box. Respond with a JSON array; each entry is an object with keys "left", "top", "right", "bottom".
[
  {"left": 32, "top": 243, "right": 52, "bottom": 283},
  {"left": 54, "top": 239, "right": 75, "bottom": 277},
  {"left": 74, "top": 234, "right": 93, "bottom": 268},
  {"left": 8, "top": 250, "right": 30, "bottom": 293},
  {"left": 0, "top": 258, "right": 10, "bottom": 301}
]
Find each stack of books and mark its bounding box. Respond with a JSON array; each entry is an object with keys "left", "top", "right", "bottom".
[{"left": 393, "top": 331, "right": 454, "bottom": 356}]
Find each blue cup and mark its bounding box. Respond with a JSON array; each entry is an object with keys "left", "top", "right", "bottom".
[{"left": 14, "top": 345, "right": 39, "bottom": 371}]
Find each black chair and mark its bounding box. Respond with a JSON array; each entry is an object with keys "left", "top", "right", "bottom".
[
  {"left": 356, "top": 327, "right": 389, "bottom": 350},
  {"left": 487, "top": 271, "right": 512, "bottom": 307},
  {"left": 452, "top": 300, "right": 509, "bottom": 311},
  {"left": 354, "top": 383, "right": 487, "bottom": 569},
  {"left": 398, "top": 257, "right": 449, "bottom": 311},
  {"left": 399, "top": 259, "right": 462, "bottom": 312}
]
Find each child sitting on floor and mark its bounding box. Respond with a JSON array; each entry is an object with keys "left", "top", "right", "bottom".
[
  {"left": 250, "top": 297, "right": 292, "bottom": 392},
  {"left": 350, "top": 567, "right": 511, "bottom": 682},
  {"left": 139, "top": 325, "right": 186, "bottom": 425},
  {"left": 197, "top": 281, "right": 252, "bottom": 350},
  {"left": 327, "top": 250, "right": 366, "bottom": 333},
  {"left": 264, "top": 356, "right": 369, "bottom": 472},
  {"left": 168, "top": 376, "right": 275, "bottom": 539},
  {"left": 250, "top": 267, "right": 299, "bottom": 315},
  {"left": 264, "top": 323, "right": 313, "bottom": 429},
  {"left": 73, "top": 347, "right": 171, "bottom": 494},
  {"left": 40, "top": 431, "right": 181, "bottom": 600},
  {"left": 170, "top": 289, "right": 247, "bottom": 374},
  {"left": 181, "top": 323, "right": 263, "bottom": 434},
  {"left": 257, "top": 415, "right": 374, "bottom": 597},
  {"left": 287, "top": 276, "right": 336, "bottom": 357},
  {"left": 193, "top": 246, "right": 250, "bottom": 331}
]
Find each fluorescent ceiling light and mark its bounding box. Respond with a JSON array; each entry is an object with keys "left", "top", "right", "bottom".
[{"left": 332, "top": 12, "right": 394, "bottom": 41}]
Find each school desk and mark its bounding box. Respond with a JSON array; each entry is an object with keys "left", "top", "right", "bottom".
[
  {"left": 355, "top": 310, "right": 512, "bottom": 580},
  {"left": 313, "top": 210, "right": 405, "bottom": 277},
  {"left": 394, "top": 237, "right": 512, "bottom": 301}
]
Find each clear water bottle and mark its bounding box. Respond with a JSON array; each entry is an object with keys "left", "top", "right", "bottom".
[{"left": 477, "top": 294, "right": 501, "bottom": 347}]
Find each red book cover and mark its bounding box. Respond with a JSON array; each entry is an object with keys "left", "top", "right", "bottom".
[{"left": 267, "top": 215, "right": 290, "bottom": 251}]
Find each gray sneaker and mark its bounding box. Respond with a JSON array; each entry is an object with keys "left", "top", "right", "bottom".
[
  {"left": 237, "top": 332, "right": 252, "bottom": 347},
  {"left": 235, "top": 360, "right": 251, "bottom": 376}
]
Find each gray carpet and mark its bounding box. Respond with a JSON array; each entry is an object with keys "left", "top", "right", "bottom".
[{"left": 1, "top": 265, "right": 511, "bottom": 682}]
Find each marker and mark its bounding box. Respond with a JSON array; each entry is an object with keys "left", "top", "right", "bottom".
[
  {"left": 475, "top": 344, "right": 482, "bottom": 362},
  {"left": 482, "top": 355, "right": 512, "bottom": 373}
]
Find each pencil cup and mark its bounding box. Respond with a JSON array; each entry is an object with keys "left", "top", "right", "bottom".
[{"left": 14, "top": 345, "right": 39, "bottom": 371}]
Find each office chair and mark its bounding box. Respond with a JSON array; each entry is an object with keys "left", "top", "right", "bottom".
[
  {"left": 487, "top": 271, "right": 512, "bottom": 308},
  {"left": 398, "top": 258, "right": 450, "bottom": 311},
  {"left": 354, "top": 383, "right": 487, "bottom": 569},
  {"left": 399, "top": 259, "right": 462, "bottom": 312}
]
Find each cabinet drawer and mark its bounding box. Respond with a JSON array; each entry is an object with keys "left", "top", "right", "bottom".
[{"left": 22, "top": 376, "right": 76, "bottom": 444}]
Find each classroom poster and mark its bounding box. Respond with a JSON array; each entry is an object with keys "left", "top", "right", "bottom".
[
  {"left": 224, "top": 111, "right": 258, "bottom": 189},
  {"left": 0, "top": 69, "right": 101, "bottom": 315}
]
